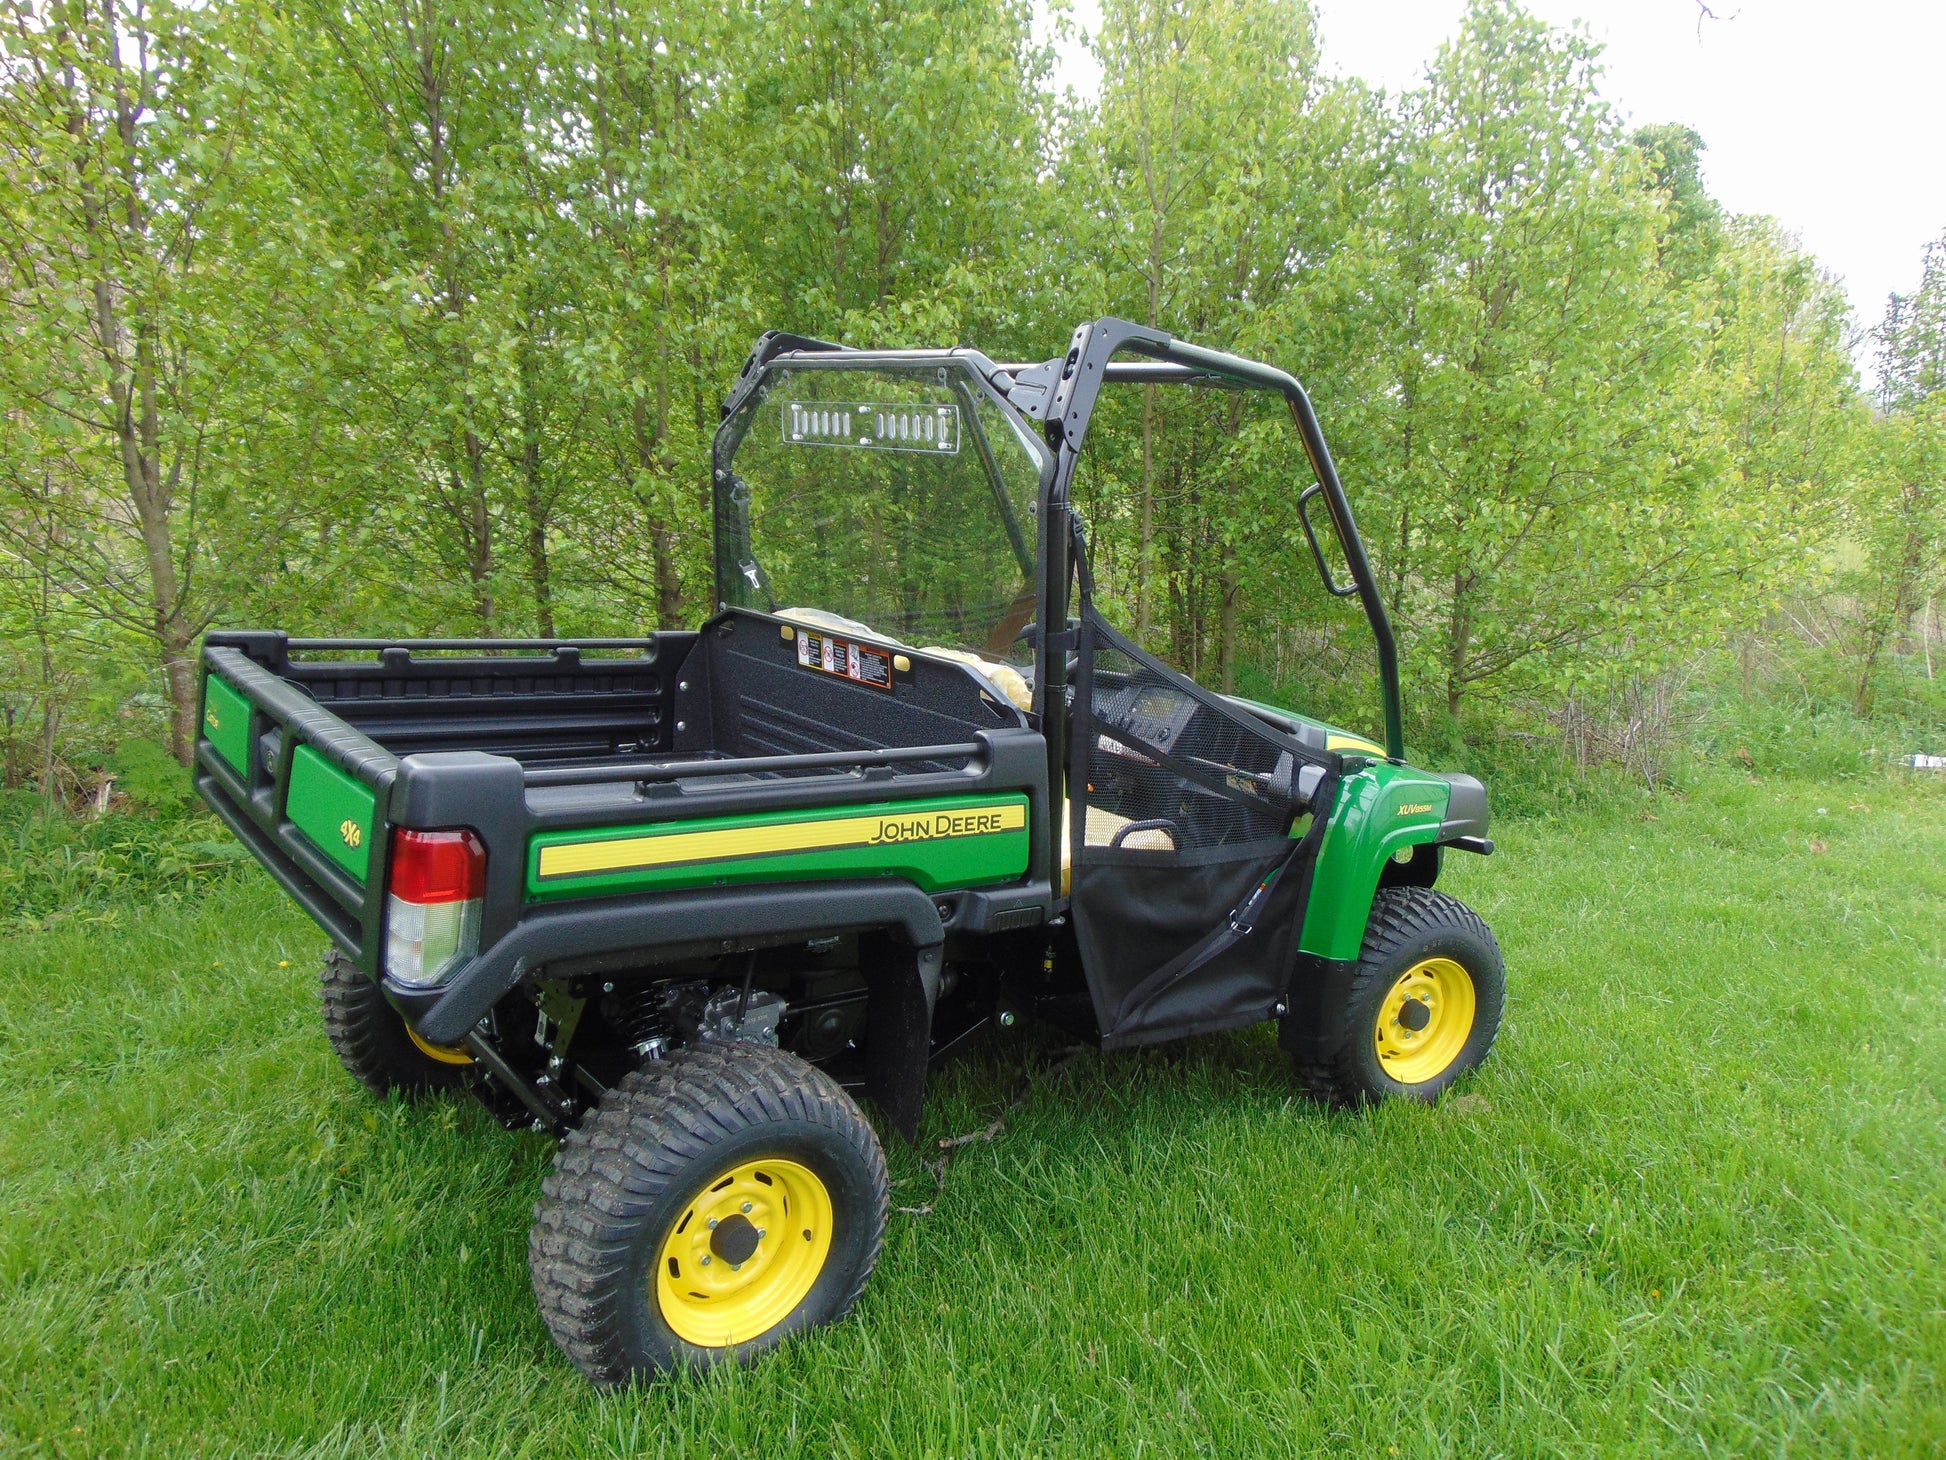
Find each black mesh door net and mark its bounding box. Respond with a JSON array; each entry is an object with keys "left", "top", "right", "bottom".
[{"left": 1064, "top": 526, "right": 1339, "bottom": 1046}]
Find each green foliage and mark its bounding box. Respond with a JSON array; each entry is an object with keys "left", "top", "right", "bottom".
[
  {"left": 1696, "top": 627, "right": 1946, "bottom": 779},
  {"left": 1845, "top": 232, "right": 1946, "bottom": 715},
  {"left": 107, "top": 738, "right": 191, "bottom": 813},
  {"left": 0, "top": 803, "right": 249, "bottom": 930},
  {"left": 1702, "top": 697, "right": 1876, "bottom": 781},
  {"left": 1347, "top": 4, "right": 1817, "bottom": 723},
  {"left": 0, "top": 0, "right": 1932, "bottom": 797}
]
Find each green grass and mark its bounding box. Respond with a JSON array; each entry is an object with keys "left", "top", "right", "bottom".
[{"left": 4, "top": 772, "right": 1945, "bottom": 1457}]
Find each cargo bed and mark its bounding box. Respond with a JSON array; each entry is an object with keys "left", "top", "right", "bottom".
[{"left": 194, "top": 616, "right": 1054, "bottom": 1035}]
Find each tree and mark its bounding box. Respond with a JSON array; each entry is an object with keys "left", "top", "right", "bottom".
[
  {"left": 1852, "top": 230, "right": 1946, "bottom": 710},
  {"left": 731, "top": 0, "right": 1048, "bottom": 346},
  {"left": 1356, "top": 1, "right": 1712, "bottom": 725},
  {"left": 1697, "top": 218, "right": 1860, "bottom": 634},
  {"left": 0, "top": 0, "right": 323, "bottom": 762},
  {"left": 288, "top": 0, "right": 558, "bottom": 634},
  {"left": 1070, "top": 0, "right": 1377, "bottom": 690},
  {"left": 1877, "top": 231, "right": 1946, "bottom": 414},
  {"left": 555, "top": 0, "right": 743, "bottom": 630}
]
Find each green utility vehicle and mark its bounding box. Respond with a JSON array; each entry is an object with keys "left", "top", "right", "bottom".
[{"left": 196, "top": 318, "right": 1503, "bottom": 1385}]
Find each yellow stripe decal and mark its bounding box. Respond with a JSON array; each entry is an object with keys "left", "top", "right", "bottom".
[
  {"left": 1326, "top": 733, "right": 1386, "bottom": 755},
  {"left": 537, "top": 802, "right": 1028, "bottom": 880}
]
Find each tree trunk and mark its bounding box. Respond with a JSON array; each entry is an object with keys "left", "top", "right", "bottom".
[
  {"left": 127, "top": 443, "right": 199, "bottom": 762},
  {"left": 1446, "top": 570, "right": 1471, "bottom": 722},
  {"left": 652, "top": 525, "right": 683, "bottom": 628},
  {"left": 69, "top": 27, "right": 203, "bottom": 766},
  {"left": 630, "top": 397, "right": 685, "bottom": 629},
  {"left": 1137, "top": 381, "right": 1156, "bottom": 643},
  {"left": 38, "top": 597, "right": 64, "bottom": 807},
  {"left": 1854, "top": 624, "right": 1882, "bottom": 716},
  {"left": 1218, "top": 565, "right": 1239, "bottom": 694},
  {"left": 524, "top": 476, "right": 554, "bottom": 638},
  {"left": 1136, "top": 211, "right": 1164, "bottom": 644},
  {"left": 1392, "top": 395, "right": 1415, "bottom": 616},
  {"left": 107, "top": 295, "right": 200, "bottom": 762},
  {"left": 459, "top": 429, "right": 494, "bottom": 633},
  {"left": 519, "top": 335, "right": 555, "bottom": 637}
]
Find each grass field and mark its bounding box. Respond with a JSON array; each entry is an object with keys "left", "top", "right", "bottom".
[{"left": 4, "top": 771, "right": 1945, "bottom": 1457}]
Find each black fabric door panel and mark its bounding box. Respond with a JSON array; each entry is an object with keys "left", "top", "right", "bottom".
[
  {"left": 1073, "top": 839, "right": 1310, "bottom": 1047},
  {"left": 1064, "top": 587, "right": 1338, "bottom": 1047}
]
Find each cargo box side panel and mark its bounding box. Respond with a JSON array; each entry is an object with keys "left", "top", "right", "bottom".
[
  {"left": 202, "top": 674, "right": 253, "bottom": 775},
  {"left": 287, "top": 744, "right": 378, "bottom": 882},
  {"left": 528, "top": 794, "right": 1030, "bottom": 900}
]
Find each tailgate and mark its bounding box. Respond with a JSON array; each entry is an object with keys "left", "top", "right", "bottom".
[{"left": 194, "top": 642, "right": 400, "bottom": 969}]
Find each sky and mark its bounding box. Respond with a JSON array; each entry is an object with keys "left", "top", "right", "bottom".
[{"left": 1035, "top": 1, "right": 1946, "bottom": 353}]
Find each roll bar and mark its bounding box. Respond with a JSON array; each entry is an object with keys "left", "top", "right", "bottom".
[
  {"left": 719, "top": 319, "right": 1405, "bottom": 761},
  {"left": 1001, "top": 320, "right": 1404, "bottom": 761}
]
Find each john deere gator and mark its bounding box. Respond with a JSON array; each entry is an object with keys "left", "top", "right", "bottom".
[{"left": 194, "top": 317, "right": 1503, "bottom": 1385}]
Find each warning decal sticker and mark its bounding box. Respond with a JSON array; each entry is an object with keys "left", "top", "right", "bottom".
[{"left": 795, "top": 629, "right": 894, "bottom": 692}]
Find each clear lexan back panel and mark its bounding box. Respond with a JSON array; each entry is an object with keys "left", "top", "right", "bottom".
[{"left": 719, "top": 363, "right": 1047, "bottom": 665}]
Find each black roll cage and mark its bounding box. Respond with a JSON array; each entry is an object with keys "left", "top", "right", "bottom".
[{"left": 712, "top": 317, "right": 1405, "bottom": 765}]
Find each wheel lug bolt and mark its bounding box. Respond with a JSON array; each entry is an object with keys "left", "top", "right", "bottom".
[
  {"left": 700, "top": 1254, "right": 712, "bottom": 1265},
  {"left": 707, "top": 1217, "right": 719, "bottom": 1229},
  {"left": 758, "top": 1228, "right": 767, "bottom": 1239},
  {"left": 731, "top": 1262, "right": 742, "bottom": 1272},
  {"left": 741, "top": 1201, "right": 753, "bottom": 1214}
]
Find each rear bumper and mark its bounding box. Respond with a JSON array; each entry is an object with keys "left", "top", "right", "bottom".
[
  {"left": 194, "top": 645, "right": 402, "bottom": 969},
  {"left": 197, "top": 758, "right": 369, "bottom": 953}
]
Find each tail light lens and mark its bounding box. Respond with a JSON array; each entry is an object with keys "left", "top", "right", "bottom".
[{"left": 385, "top": 829, "right": 486, "bottom": 988}]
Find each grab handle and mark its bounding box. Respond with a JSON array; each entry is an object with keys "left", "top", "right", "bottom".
[{"left": 1297, "top": 483, "right": 1359, "bottom": 599}]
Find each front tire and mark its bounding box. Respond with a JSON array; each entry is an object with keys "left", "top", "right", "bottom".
[
  {"left": 319, "top": 949, "right": 471, "bottom": 1097},
  {"left": 529, "top": 1041, "right": 889, "bottom": 1385},
  {"left": 1289, "top": 886, "right": 1504, "bottom": 1106}
]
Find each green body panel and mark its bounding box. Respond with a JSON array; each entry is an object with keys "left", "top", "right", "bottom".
[
  {"left": 527, "top": 793, "right": 1032, "bottom": 902},
  {"left": 201, "top": 674, "right": 252, "bottom": 775},
  {"left": 286, "top": 745, "right": 376, "bottom": 882},
  {"left": 1298, "top": 762, "right": 1451, "bottom": 961}
]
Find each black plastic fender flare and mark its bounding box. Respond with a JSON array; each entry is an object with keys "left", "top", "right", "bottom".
[{"left": 410, "top": 880, "right": 946, "bottom": 1049}]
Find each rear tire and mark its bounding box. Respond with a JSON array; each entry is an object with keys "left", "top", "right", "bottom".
[
  {"left": 1288, "top": 886, "right": 1504, "bottom": 1106},
  {"left": 319, "top": 949, "right": 470, "bottom": 1097},
  {"left": 529, "top": 1041, "right": 888, "bottom": 1386}
]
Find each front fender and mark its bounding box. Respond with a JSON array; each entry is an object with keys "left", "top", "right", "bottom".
[{"left": 1297, "top": 763, "right": 1454, "bottom": 963}]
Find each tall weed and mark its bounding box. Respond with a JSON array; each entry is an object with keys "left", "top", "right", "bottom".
[{"left": 0, "top": 796, "right": 251, "bottom": 930}]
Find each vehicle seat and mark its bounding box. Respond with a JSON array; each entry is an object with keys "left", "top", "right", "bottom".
[{"left": 1059, "top": 801, "right": 1175, "bottom": 894}]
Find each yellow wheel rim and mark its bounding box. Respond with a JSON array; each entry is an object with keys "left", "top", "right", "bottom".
[
  {"left": 1375, "top": 956, "right": 1477, "bottom": 1086},
  {"left": 406, "top": 1024, "right": 473, "bottom": 1065},
  {"left": 654, "top": 1157, "right": 833, "bottom": 1347}
]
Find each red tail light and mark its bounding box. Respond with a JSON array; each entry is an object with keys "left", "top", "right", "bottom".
[
  {"left": 389, "top": 829, "right": 487, "bottom": 904},
  {"left": 385, "top": 829, "right": 486, "bottom": 987}
]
